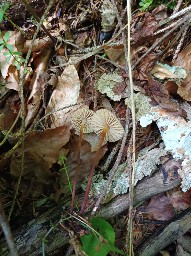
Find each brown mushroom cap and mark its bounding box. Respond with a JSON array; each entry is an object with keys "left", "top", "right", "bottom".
[
  {"left": 71, "top": 108, "right": 94, "bottom": 135},
  {"left": 90, "top": 109, "right": 125, "bottom": 142}
]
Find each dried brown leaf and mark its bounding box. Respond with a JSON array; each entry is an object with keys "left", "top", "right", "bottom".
[
  {"left": 173, "top": 43, "right": 191, "bottom": 101},
  {"left": 10, "top": 125, "right": 70, "bottom": 183},
  {"left": 145, "top": 194, "right": 175, "bottom": 221}
]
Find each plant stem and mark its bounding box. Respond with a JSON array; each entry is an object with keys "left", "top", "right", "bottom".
[
  {"left": 71, "top": 125, "right": 84, "bottom": 211},
  {"left": 80, "top": 128, "right": 108, "bottom": 214}
]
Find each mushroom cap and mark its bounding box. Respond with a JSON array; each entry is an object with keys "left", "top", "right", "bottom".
[
  {"left": 90, "top": 109, "right": 125, "bottom": 142},
  {"left": 71, "top": 108, "right": 94, "bottom": 134}
]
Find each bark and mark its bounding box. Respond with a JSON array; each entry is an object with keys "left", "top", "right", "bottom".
[
  {"left": 0, "top": 203, "right": 70, "bottom": 256},
  {"left": 97, "top": 169, "right": 181, "bottom": 218}
]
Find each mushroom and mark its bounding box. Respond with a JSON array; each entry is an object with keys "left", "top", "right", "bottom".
[
  {"left": 80, "top": 109, "right": 125, "bottom": 213},
  {"left": 71, "top": 107, "right": 94, "bottom": 211}
]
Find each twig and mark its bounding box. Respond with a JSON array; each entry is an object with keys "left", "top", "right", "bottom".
[
  {"left": 173, "top": 0, "right": 184, "bottom": 15},
  {"left": 91, "top": 109, "right": 129, "bottom": 215},
  {"left": 34, "top": 102, "right": 79, "bottom": 129},
  {"left": 172, "top": 24, "right": 190, "bottom": 61},
  {"left": 126, "top": 1, "right": 136, "bottom": 255},
  {"left": 21, "top": 0, "right": 56, "bottom": 43},
  {"left": 133, "top": 13, "right": 191, "bottom": 69},
  {"left": 159, "top": 5, "right": 191, "bottom": 26},
  {"left": 154, "top": 19, "right": 180, "bottom": 36},
  {"left": 0, "top": 199, "right": 18, "bottom": 256}
]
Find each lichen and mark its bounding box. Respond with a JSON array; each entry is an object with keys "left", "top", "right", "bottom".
[
  {"left": 101, "top": 0, "right": 116, "bottom": 32},
  {"left": 125, "top": 92, "right": 152, "bottom": 122},
  {"left": 97, "top": 73, "right": 123, "bottom": 101},
  {"left": 90, "top": 145, "right": 166, "bottom": 202}
]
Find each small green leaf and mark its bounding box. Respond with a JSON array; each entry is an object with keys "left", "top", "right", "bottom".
[
  {"left": 19, "top": 58, "right": 25, "bottom": 63},
  {"left": 0, "top": 45, "right": 4, "bottom": 51},
  {"left": 3, "top": 51, "right": 10, "bottom": 56},
  {"left": 0, "top": 39, "right": 4, "bottom": 44},
  {"left": 6, "top": 43, "right": 13, "bottom": 52},
  {"left": 81, "top": 217, "right": 126, "bottom": 256},
  {"left": 91, "top": 217, "right": 115, "bottom": 244},
  {"left": 5, "top": 55, "right": 11, "bottom": 63},
  {"left": 3, "top": 31, "right": 10, "bottom": 42},
  {"left": 139, "top": 0, "right": 153, "bottom": 10},
  {"left": 0, "top": 12, "right": 4, "bottom": 23},
  {"left": 13, "top": 51, "right": 22, "bottom": 56}
]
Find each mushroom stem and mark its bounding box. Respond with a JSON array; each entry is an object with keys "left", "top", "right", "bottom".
[
  {"left": 71, "top": 125, "right": 84, "bottom": 211},
  {"left": 80, "top": 126, "right": 109, "bottom": 214}
]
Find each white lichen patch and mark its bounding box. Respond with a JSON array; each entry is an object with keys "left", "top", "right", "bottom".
[
  {"left": 139, "top": 105, "right": 191, "bottom": 191},
  {"left": 97, "top": 73, "right": 123, "bottom": 101},
  {"left": 125, "top": 93, "right": 152, "bottom": 122},
  {"left": 135, "top": 144, "right": 166, "bottom": 182},
  {"left": 90, "top": 145, "right": 166, "bottom": 201},
  {"left": 180, "top": 159, "right": 191, "bottom": 192}
]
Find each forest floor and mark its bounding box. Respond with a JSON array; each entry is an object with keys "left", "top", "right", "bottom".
[{"left": 0, "top": 0, "right": 191, "bottom": 256}]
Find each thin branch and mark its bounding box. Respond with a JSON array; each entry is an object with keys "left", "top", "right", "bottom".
[
  {"left": 133, "top": 13, "right": 191, "bottom": 69},
  {"left": 159, "top": 4, "right": 191, "bottom": 26},
  {"left": 21, "top": 0, "right": 56, "bottom": 43},
  {"left": 172, "top": 0, "right": 184, "bottom": 15},
  {"left": 0, "top": 199, "right": 18, "bottom": 256},
  {"left": 126, "top": 1, "right": 136, "bottom": 255}
]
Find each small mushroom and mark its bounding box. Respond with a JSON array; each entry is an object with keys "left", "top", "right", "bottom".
[
  {"left": 80, "top": 109, "right": 125, "bottom": 213},
  {"left": 90, "top": 109, "right": 125, "bottom": 142},
  {"left": 71, "top": 107, "right": 94, "bottom": 211},
  {"left": 71, "top": 108, "right": 94, "bottom": 135}
]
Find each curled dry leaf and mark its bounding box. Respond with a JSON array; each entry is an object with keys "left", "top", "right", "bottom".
[
  {"left": 46, "top": 65, "right": 80, "bottom": 128},
  {"left": 25, "top": 48, "right": 52, "bottom": 127},
  {"left": 132, "top": 13, "right": 158, "bottom": 45}
]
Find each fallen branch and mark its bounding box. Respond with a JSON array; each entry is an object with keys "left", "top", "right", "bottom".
[
  {"left": 135, "top": 208, "right": 191, "bottom": 256},
  {"left": 97, "top": 169, "right": 181, "bottom": 218}
]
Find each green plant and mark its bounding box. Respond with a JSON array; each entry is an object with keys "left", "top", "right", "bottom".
[
  {"left": 139, "top": 0, "right": 176, "bottom": 11},
  {"left": 58, "top": 154, "right": 73, "bottom": 194},
  {"left": 139, "top": 0, "right": 153, "bottom": 10},
  {"left": 0, "top": 1, "right": 9, "bottom": 23},
  {"left": 0, "top": 2, "right": 26, "bottom": 71},
  {"left": 0, "top": 31, "right": 26, "bottom": 70},
  {"left": 81, "top": 217, "right": 126, "bottom": 256}
]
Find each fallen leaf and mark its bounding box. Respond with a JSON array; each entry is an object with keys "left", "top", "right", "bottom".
[
  {"left": 167, "top": 188, "right": 191, "bottom": 211},
  {"left": 173, "top": 43, "right": 191, "bottom": 101},
  {"left": 132, "top": 13, "right": 158, "bottom": 45},
  {"left": 145, "top": 194, "right": 175, "bottom": 221},
  {"left": 10, "top": 125, "right": 70, "bottom": 183},
  {"left": 25, "top": 48, "right": 52, "bottom": 127},
  {"left": 46, "top": 65, "right": 81, "bottom": 127},
  {"left": 104, "top": 44, "right": 125, "bottom": 65}
]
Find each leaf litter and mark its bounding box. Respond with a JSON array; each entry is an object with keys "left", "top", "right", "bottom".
[{"left": 1, "top": 0, "right": 191, "bottom": 255}]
